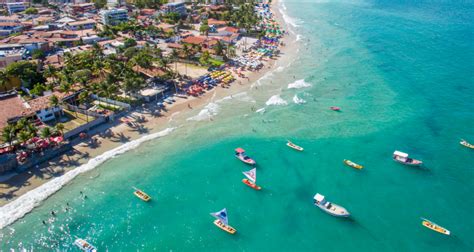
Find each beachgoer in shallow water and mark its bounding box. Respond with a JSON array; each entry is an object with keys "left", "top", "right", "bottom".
[
  {"left": 51, "top": 211, "right": 55, "bottom": 216},
  {"left": 42, "top": 220, "right": 47, "bottom": 225}
]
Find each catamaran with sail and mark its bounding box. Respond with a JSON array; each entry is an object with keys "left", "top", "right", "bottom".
[
  {"left": 242, "top": 168, "right": 261, "bottom": 190},
  {"left": 210, "top": 208, "right": 236, "bottom": 234},
  {"left": 421, "top": 218, "right": 450, "bottom": 235},
  {"left": 235, "top": 148, "right": 256, "bottom": 165},
  {"left": 392, "top": 151, "right": 423, "bottom": 166},
  {"left": 313, "top": 193, "right": 350, "bottom": 217},
  {"left": 286, "top": 140, "right": 304, "bottom": 151},
  {"left": 74, "top": 238, "right": 97, "bottom": 252}
]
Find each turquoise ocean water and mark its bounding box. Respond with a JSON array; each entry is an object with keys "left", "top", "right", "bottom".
[{"left": 1, "top": 0, "right": 473, "bottom": 251}]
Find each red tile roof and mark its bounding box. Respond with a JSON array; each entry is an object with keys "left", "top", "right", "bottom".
[
  {"left": 181, "top": 36, "right": 207, "bottom": 45},
  {"left": 0, "top": 95, "right": 28, "bottom": 129}
]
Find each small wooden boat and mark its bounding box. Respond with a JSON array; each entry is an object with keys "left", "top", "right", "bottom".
[
  {"left": 393, "top": 150, "right": 422, "bottom": 166},
  {"left": 74, "top": 238, "right": 97, "bottom": 252},
  {"left": 313, "top": 193, "right": 350, "bottom": 217},
  {"left": 211, "top": 208, "right": 236, "bottom": 234},
  {"left": 133, "top": 187, "right": 151, "bottom": 202},
  {"left": 287, "top": 140, "right": 303, "bottom": 151},
  {"left": 242, "top": 179, "right": 261, "bottom": 190},
  {"left": 330, "top": 106, "right": 341, "bottom": 111},
  {"left": 235, "top": 148, "right": 256, "bottom": 165},
  {"left": 343, "top": 159, "right": 363, "bottom": 169},
  {"left": 460, "top": 139, "right": 474, "bottom": 149},
  {"left": 213, "top": 219, "right": 236, "bottom": 234},
  {"left": 421, "top": 218, "right": 450, "bottom": 235},
  {"left": 242, "top": 168, "right": 261, "bottom": 190}
]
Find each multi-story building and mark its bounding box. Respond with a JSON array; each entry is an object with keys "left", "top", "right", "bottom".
[
  {"left": 162, "top": 2, "right": 186, "bottom": 16},
  {"left": 0, "top": 22, "right": 23, "bottom": 36},
  {"left": 5, "top": 2, "right": 26, "bottom": 15},
  {"left": 99, "top": 8, "right": 128, "bottom": 26},
  {"left": 66, "top": 19, "right": 96, "bottom": 30}
]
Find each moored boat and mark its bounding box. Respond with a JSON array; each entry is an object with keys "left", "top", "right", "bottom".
[
  {"left": 392, "top": 151, "right": 422, "bottom": 166},
  {"left": 242, "top": 168, "right": 261, "bottom": 190},
  {"left": 343, "top": 159, "right": 363, "bottom": 169},
  {"left": 460, "top": 139, "right": 474, "bottom": 149},
  {"left": 210, "top": 208, "right": 236, "bottom": 234},
  {"left": 74, "top": 238, "right": 97, "bottom": 252},
  {"left": 313, "top": 193, "right": 350, "bottom": 217},
  {"left": 286, "top": 140, "right": 304, "bottom": 151},
  {"left": 235, "top": 148, "right": 256, "bottom": 165},
  {"left": 133, "top": 187, "right": 151, "bottom": 202},
  {"left": 421, "top": 218, "right": 450, "bottom": 235}
]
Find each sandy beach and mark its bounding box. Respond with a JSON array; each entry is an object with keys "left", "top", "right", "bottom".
[{"left": 0, "top": 0, "right": 296, "bottom": 207}]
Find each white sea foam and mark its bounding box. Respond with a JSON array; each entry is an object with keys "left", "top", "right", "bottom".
[
  {"left": 255, "top": 107, "right": 266, "bottom": 114},
  {"left": 265, "top": 95, "right": 288, "bottom": 106},
  {"left": 252, "top": 70, "right": 274, "bottom": 88},
  {"left": 275, "top": 66, "right": 285, "bottom": 72},
  {"left": 293, "top": 95, "right": 307, "bottom": 104},
  {"left": 0, "top": 127, "right": 176, "bottom": 229},
  {"left": 296, "top": 34, "right": 303, "bottom": 41},
  {"left": 279, "top": 7, "right": 303, "bottom": 28},
  {"left": 288, "top": 79, "right": 312, "bottom": 89},
  {"left": 186, "top": 102, "right": 220, "bottom": 121},
  {"left": 215, "top": 92, "right": 255, "bottom": 104}
]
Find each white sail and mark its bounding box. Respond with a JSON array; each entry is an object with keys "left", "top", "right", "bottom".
[
  {"left": 210, "top": 208, "right": 228, "bottom": 225},
  {"left": 243, "top": 168, "right": 257, "bottom": 183}
]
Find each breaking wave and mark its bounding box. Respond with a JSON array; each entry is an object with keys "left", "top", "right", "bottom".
[
  {"left": 288, "top": 79, "right": 312, "bottom": 89},
  {"left": 293, "top": 95, "right": 307, "bottom": 104},
  {"left": 186, "top": 102, "right": 220, "bottom": 121},
  {"left": 0, "top": 127, "right": 176, "bottom": 229},
  {"left": 265, "top": 95, "right": 288, "bottom": 106}
]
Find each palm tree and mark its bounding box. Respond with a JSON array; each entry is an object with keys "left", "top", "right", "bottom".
[
  {"left": 55, "top": 123, "right": 65, "bottom": 136},
  {"left": 78, "top": 91, "right": 91, "bottom": 122},
  {"left": 40, "top": 127, "right": 52, "bottom": 139},
  {"left": 17, "top": 130, "right": 31, "bottom": 144},
  {"left": 49, "top": 95, "right": 60, "bottom": 123},
  {"left": 0, "top": 70, "right": 9, "bottom": 92},
  {"left": 171, "top": 49, "right": 179, "bottom": 75},
  {"left": 182, "top": 44, "right": 191, "bottom": 76},
  {"left": 1, "top": 124, "right": 16, "bottom": 146}
]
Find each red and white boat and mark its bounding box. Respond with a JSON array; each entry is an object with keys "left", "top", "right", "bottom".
[
  {"left": 242, "top": 168, "right": 261, "bottom": 190},
  {"left": 393, "top": 150, "right": 422, "bottom": 166},
  {"left": 235, "top": 148, "right": 256, "bottom": 165},
  {"left": 330, "top": 106, "right": 341, "bottom": 111}
]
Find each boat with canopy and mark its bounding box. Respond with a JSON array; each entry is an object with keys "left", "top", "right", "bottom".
[
  {"left": 286, "top": 140, "right": 303, "bottom": 151},
  {"left": 460, "top": 139, "right": 474, "bottom": 149},
  {"left": 343, "top": 159, "right": 363, "bottom": 169},
  {"left": 393, "top": 151, "right": 423, "bottom": 166},
  {"left": 421, "top": 218, "right": 450, "bottom": 235},
  {"left": 210, "top": 208, "right": 236, "bottom": 234},
  {"left": 313, "top": 193, "right": 350, "bottom": 217},
  {"left": 235, "top": 148, "right": 256, "bottom": 165},
  {"left": 133, "top": 187, "right": 151, "bottom": 202},
  {"left": 74, "top": 238, "right": 97, "bottom": 252},
  {"left": 242, "top": 168, "right": 261, "bottom": 190}
]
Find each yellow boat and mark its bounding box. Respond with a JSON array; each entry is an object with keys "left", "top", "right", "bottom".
[
  {"left": 213, "top": 219, "right": 237, "bottom": 234},
  {"left": 421, "top": 218, "right": 450, "bottom": 235},
  {"left": 460, "top": 139, "right": 474, "bottom": 149},
  {"left": 133, "top": 187, "right": 151, "bottom": 202},
  {"left": 343, "top": 159, "right": 363, "bottom": 169}
]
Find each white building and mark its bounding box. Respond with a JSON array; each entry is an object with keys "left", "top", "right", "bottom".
[
  {"left": 99, "top": 8, "right": 128, "bottom": 26},
  {"left": 6, "top": 2, "right": 26, "bottom": 15}
]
